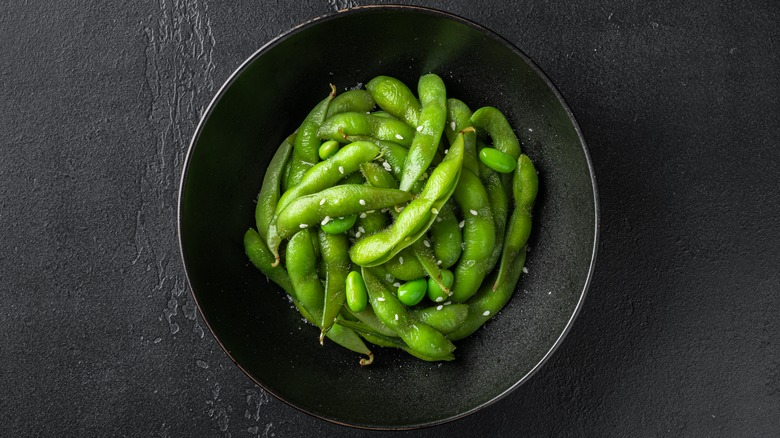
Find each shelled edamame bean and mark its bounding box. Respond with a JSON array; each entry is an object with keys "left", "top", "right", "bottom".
[{"left": 244, "top": 76, "right": 538, "bottom": 365}]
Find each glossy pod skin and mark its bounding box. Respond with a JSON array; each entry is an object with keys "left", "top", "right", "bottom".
[
  {"left": 469, "top": 106, "right": 522, "bottom": 160},
  {"left": 318, "top": 140, "right": 340, "bottom": 160},
  {"left": 345, "top": 270, "right": 368, "bottom": 313},
  {"left": 399, "top": 74, "right": 447, "bottom": 191},
  {"left": 409, "top": 303, "right": 468, "bottom": 335},
  {"left": 361, "top": 267, "right": 455, "bottom": 360},
  {"left": 318, "top": 231, "right": 351, "bottom": 337},
  {"left": 317, "top": 112, "right": 415, "bottom": 147},
  {"left": 365, "top": 75, "right": 421, "bottom": 127},
  {"left": 428, "top": 201, "right": 462, "bottom": 269},
  {"left": 244, "top": 228, "right": 372, "bottom": 360},
  {"left": 494, "top": 154, "right": 538, "bottom": 290},
  {"left": 255, "top": 133, "right": 295, "bottom": 241},
  {"left": 288, "top": 88, "right": 335, "bottom": 188},
  {"left": 450, "top": 168, "right": 496, "bottom": 303},
  {"left": 321, "top": 214, "right": 357, "bottom": 234},
  {"left": 326, "top": 89, "right": 376, "bottom": 119},
  {"left": 349, "top": 133, "right": 464, "bottom": 267},
  {"left": 480, "top": 164, "right": 509, "bottom": 272},
  {"left": 275, "top": 185, "right": 412, "bottom": 238}
]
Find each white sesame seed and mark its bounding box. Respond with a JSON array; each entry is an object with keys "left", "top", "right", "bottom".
[
  {"left": 423, "top": 240, "right": 431, "bottom": 248},
  {"left": 416, "top": 125, "right": 423, "bottom": 132},
  {"left": 529, "top": 128, "right": 533, "bottom": 132},
  {"left": 436, "top": 305, "right": 443, "bottom": 310},
  {"left": 482, "top": 310, "right": 491, "bottom": 316},
  {"left": 355, "top": 231, "right": 362, "bottom": 238},
  {"left": 358, "top": 226, "right": 365, "bottom": 233},
  {"left": 319, "top": 198, "right": 326, "bottom": 206},
  {"left": 399, "top": 256, "right": 404, "bottom": 264},
  {"left": 395, "top": 134, "right": 404, "bottom": 140},
  {"left": 435, "top": 297, "right": 443, "bottom": 303},
  {"left": 359, "top": 199, "right": 366, "bottom": 205},
  {"left": 386, "top": 274, "right": 395, "bottom": 282},
  {"left": 448, "top": 291, "right": 454, "bottom": 296},
  {"left": 395, "top": 313, "right": 399, "bottom": 321},
  {"left": 382, "top": 161, "right": 392, "bottom": 171},
  {"left": 393, "top": 282, "right": 401, "bottom": 288},
  {"left": 470, "top": 209, "right": 478, "bottom": 216},
  {"left": 431, "top": 207, "right": 439, "bottom": 215},
  {"left": 444, "top": 149, "right": 449, "bottom": 154},
  {"left": 338, "top": 166, "right": 345, "bottom": 174},
  {"left": 523, "top": 267, "right": 529, "bottom": 274},
  {"left": 377, "top": 297, "right": 385, "bottom": 302},
  {"left": 443, "top": 301, "right": 452, "bottom": 306},
  {"left": 299, "top": 224, "right": 308, "bottom": 229},
  {"left": 321, "top": 216, "right": 330, "bottom": 225},
  {"left": 436, "top": 260, "right": 442, "bottom": 265},
  {"left": 360, "top": 213, "right": 367, "bottom": 219},
  {"left": 450, "top": 121, "right": 456, "bottom": 131},
  {"left": 367, "top": 210, "right": 375, "bottom": 213},
  {"left": 458, "top": 220, "right": 465, "bottom": 228}
]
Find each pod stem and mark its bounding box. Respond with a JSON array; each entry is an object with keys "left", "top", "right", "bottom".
[{"left": 359, "top": 351, "right": 374, "bottom": 366}]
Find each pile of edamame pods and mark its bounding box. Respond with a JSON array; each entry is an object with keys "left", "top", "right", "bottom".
[{"left": 243, "top": 74, "right": 538, "bottom": 365}]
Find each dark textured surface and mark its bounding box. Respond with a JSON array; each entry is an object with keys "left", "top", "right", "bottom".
[{"left": 1, "top": 0, "right": 778, "bottom": 436}]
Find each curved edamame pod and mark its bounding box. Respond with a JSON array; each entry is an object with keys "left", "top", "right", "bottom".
[
  {"left": 326, "top": 89, "right": 375, "bottom": 119},
  {"left": 255, "top": 133, "right": 295, "bottom": 242},
  {"left": 469, "top": 106, "right": 522, "bottom": 160},
  {"left": 318, "top": 112, "right": 415, "bottom": 147},
  {"left": 288, "top": 86, "right": 336, "bottom": 188},
  {"left": 366, "top": 75, "right": 421, "bottom": 127}
]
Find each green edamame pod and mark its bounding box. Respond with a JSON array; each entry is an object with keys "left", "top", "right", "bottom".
[
  {"left": 384, "top": 247, "right": 426, "bottom": 280},
  {"left": 245, "top": 229, "right": 372, "bottom": 363},
  {"left": 399, "top": 74, "right": 447, "bottom": 191},
  {"left": 411, "top": 238, "right": 449, "bottom": 294},
  {"left": 361, "top": 267, "right": 456, "bottom": 360},
  {"left": 409, "top": 303, "right": 468, "bottom": 335},
  {"left": 344, "top": 307, "right": 398, "bottom": 338},
  {"left": 429, "top": 201, "right": 462, "bottom": 269},
  {"left": 480, "top": 164, "right": 508, "bottom": 272},
  {"left": 494, "top": 155, "right": 538, "bottom": 290},
  {"left": 319, "top": 231, "right": 350, "bottom": 338},
  {"left": 444, "top": 98, "right": 472, "bottom": 145},
  {"left": 340, "top": 320, "right": 454, "bottom": 362},
  {"left": 360, "top": 161, "right": 398, "bottom": 189},
  {"left": 349, "top": 134, "right": 464, "bottom": 267},
  {"left": 355, "top": 209, "right": 387, "bottom": 236},
  {"left": 318, "top": 112, "right": 415, "bottom": 147},
  {"left": 447, "top": 248, "right": 527, "bottom": 341},
  {"left": 376, "top": 140, "right": 408, "bottom": 179},
  {"left": 255, "top": 133, "right": 295, "bottom": 242},
  {"left": 450, "top": 168, "right": 496, "bottom": 303},
  {"left": 366, "top": 76, "right": 421, "bottom": 127},
  {"left": 469, "top": 106, "right": 522, "bottom": 160},
  {"left": 370, "top": 110, "right": 397, "bottom": 119},
  {"left": 275, "top": 185, "right": 412, "bottom": 238},
  {"left": 288, "top": 86, "right": 336, "bottom": 188},
  {"left": 326, "top": 89, "right": 375, "bottom": 119},
  {"left": 286, "top": 229, "right": 325, "bottom": 319}
]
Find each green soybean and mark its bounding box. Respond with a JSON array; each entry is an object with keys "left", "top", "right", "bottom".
[
  {"left": 397, "top": 278, "right": 427, "bottom": 306},
  {"left": 479, "top": 147, "right": 517, "bottom": 173},
  {"left": 321, "top": 214, "right": 357, "bottom": 234},
  {"left": 318, "top": 140, "right": 340, "bottom": 160},
  {"left": 346, "top": 270, "right": 368, "bottom": 312},
  {"left": 427, "top": 269, "right": 454, "bottom": 303}
]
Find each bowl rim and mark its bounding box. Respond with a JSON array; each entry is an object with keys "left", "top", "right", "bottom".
[{"left": 178, "top": 4, "right": 600, "bottom": 430}]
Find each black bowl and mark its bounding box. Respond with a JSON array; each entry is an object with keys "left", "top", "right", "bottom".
[{"left": 179, "top": 5, "right": 598, "bottom": 429}]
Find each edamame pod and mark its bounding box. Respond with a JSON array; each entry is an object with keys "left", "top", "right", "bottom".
[
  {"left": 365, "top": 76, "right": 421, "bottom": 127},
  {"left": 318, "top": 112, "right": 415, "bottom": 147},
  {"left": 288, "top": 86, "right": 336, "bottom": 187},
  {"left": 255, "top": 133, "right": 295, "bottom": 242},
  {"left": 469, "top": 106, "right": 522, "bottom": 160},
  {"left": 319, "top": 231, "right": 350, "bottom": 338},
  {"left": 326, "top": 89, "right": 375, "bottom": 119}
]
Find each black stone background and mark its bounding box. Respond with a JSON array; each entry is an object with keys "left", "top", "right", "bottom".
[{"left": 2, "top": 0, "right": 778, "bottom": 436}]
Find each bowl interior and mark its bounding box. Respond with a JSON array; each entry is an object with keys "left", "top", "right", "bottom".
[{"left": 180, "top": 6, "right": 597, "bottom": 429}]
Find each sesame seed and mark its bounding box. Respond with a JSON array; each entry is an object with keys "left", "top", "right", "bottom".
[
  {"left": 450, "top": 121, "right": 456, "bottom": 131},
  {"left": 470, "top": 209, "right": 478, "bottom": 216},
  {"left": 360, "top": 213, "right": 367, "bottom": 219},
  {"left": 359, "top": 199, "right": 366, "bottom": 205},
  {"left": 395, "top": 134, "right": 404, "bottom": 140},
  {"left": 523, "top": 267, "right": 529, "bottom": 274},
  {"left": 299, "top": 224, "right": 308, "bottom": 229},
  {"left": 436, "top": 305, "right": 443, "bottom": 310},
  {"left": 444, "top": 149, "right": 449, "bottom": 154},
  {"left": 435, "top": 217, "right": 442, "bottom": 222},
  {"left": 423, "top": 240, "right": 431, "bottom": 248},
  {"left": 436, "top": 260, "right": 442, "bottom": 265},
  {"left": 377, "top": 297, "right": 385, "bottom": 302},
  {"left": 321, "top": 216, "right": 330, "bottom": 225},
  {"left": 358, "top": 227, "right": 365, "bottom": 233},
  {"left": 367, "top": 210, "right": 375, "bottom": 213},
  {"left": 355, "top": 231, "right": 362, "bottom": 238},
  {"left": 448, "top": 291, "right": 453, "bottom": 296},
  {"left": 482, "top": 310, "right": 491, "bottom": 316},
  {"left": 458, "top": 220, "right": 465, "bottom": 228},
  {"left": 319, "top": 198, "right": 326, "bottom": 206},
  {"left": 338, "top": 166, "right": 344, "bottom": 174},
  {"left": 416, "top": 125, "right": 423, "bottom": 132},
  {"left": 382, "top": 161, "right": 392, "bottom": 171},
  {"left": 443, "top": 301, "right": 452, "bottom": 306},
  {"left": 435, "top": 297, "right": 443, "bottom": 302},
  {"left": 395, "top": 314, "right": 399, "bottom": 321},
  {"left": 431, "top": 207, "right": 439, "bottom": 215},
  {"left": 399, "top": 257, "right": 404, "bottom": 264},
  {"left": 393, "top": 282, "right": 401, "bottom": 288}
]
